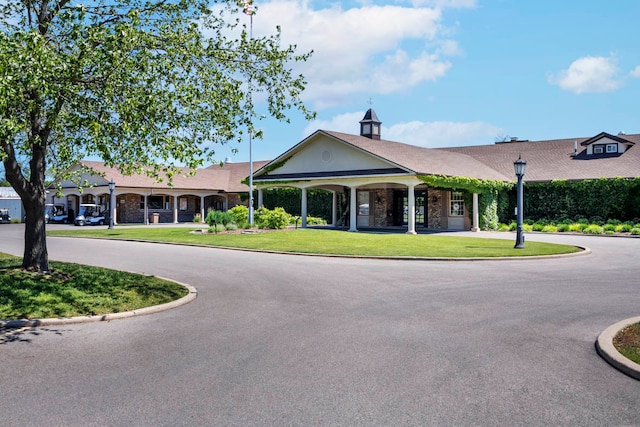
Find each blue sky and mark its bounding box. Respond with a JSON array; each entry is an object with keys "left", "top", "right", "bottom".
[{"left": 218, "top": 0, "right": 640, "bottom": 163}]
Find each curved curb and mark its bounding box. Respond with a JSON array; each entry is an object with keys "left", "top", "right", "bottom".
[
  {"left": 0, "top": 278, "right": 197, "bottom": 329},
  {"left": 596, "top": 316, "right": 640, "bottom": 381},
  {"left": 51, "top": 235, "right": 590, "bottom": 261}
]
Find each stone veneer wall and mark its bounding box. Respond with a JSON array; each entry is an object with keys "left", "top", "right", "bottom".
[
  {"left": 427, "top": 189, "right": 443, "bottom": 229},
  {"left": 373, "top": 189, "right": 394, "bottom": 227}
]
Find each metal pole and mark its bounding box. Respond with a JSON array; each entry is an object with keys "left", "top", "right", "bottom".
[
  {"left": 248, "top": 10, "right": 254, "bottom": 227},
  {"left": 108, "top": 182, "right": 115, "bottom": 230},
  {"left": 515, "top": 174, "right": 524, "bottom": 248}
]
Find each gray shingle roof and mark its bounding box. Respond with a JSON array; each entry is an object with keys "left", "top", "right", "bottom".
[
  {"left": 323, "top": 131, "right": 511, "bottom": 181},
  {"left": 443, "top": 134, "right": 640, "bottom": 181},
  {"left": 80, "top": 160, "right": 269, "bottom": 192}
]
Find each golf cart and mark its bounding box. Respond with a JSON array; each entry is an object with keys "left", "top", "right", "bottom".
[
  {"left": 74, "top": 204, "right": 107, "bottom": 226},
  {"left": 0, "top": 208, "right": 11, "bottom": 224},
  {"left": 45, "top": 204, "right": 68, "bottom": 224}
]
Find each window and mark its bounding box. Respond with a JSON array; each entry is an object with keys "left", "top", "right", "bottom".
[
  {"left": 141, "top": 195, "right": 170, "bottom": 210},
  {"left": 450, "top": 192, "right": 464, "bottom": 216},
  {"left": 593, "top": 145, "right": 604, "bottom": 154},
  {"left": 606, "top": 143, "right": 618, "bottom": 153}
]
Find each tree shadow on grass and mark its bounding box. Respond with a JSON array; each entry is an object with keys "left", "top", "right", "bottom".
[{"left": 0, "top": 325, "right": 66, "bottom": 345}]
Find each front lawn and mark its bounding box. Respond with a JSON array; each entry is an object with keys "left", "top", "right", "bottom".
[
  {"left": 0, "top": 253, "right": 188, "bottom": 320},
  {"left": 48, "top": 227, "right": 581, "bottom": 258}
]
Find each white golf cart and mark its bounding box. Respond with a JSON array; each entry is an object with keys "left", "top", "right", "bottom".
[
  {"left": 74, "top": 204, "right": 107, "bottom": 226},
  {"left": 45, "top": 204, "right": 68, "bottom": 224}
]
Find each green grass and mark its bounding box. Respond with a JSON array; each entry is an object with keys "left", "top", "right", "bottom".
[
  {"left": 614, "top": 323, "right": 640, "bottom": 364},
  {"left": 48, "top": 227, "right": 581, "bottom": 258},
  {"left": 0, "top": 253, "right": 187, "bottom": 320}
]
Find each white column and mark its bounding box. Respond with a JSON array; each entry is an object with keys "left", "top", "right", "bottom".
[
  {"left": 258, "top": 188, "right": 264, "bottom": 208},
  {"left": 200, "top": 196, "right": 205, "bottom": 222},
  {"left": 144, "top": 194, "right": 149, "bottom": 225},
  {"left": 472, "top": 193, "right": 480, "bottom": 232},
  {"left": 407, "top": 183, "right": 416, "bottom": 234},
  {"left": 173, "top": 195, "right": 178, "bottom": 223},
  {"left": 224, "top": 195, "right": 229, "bottom": 211},
  {"left": 349, "top": 187, "right": 357, "bottom": 232},
  {"left": 301, "top": 188, "right": 308, "bottom": 228},
  {"left": 111, "top": 191, "right": 117, "bottom": 225},
  {"left": 331, "top": 191, "right": 337, "bottom": 227}
]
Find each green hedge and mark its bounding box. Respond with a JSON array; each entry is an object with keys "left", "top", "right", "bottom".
[{"left": 498, "top": 178, "right": 640, "bottom": 223}]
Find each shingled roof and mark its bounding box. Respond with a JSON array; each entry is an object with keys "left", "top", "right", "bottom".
[
  {"left": 443, "top": 133, "right": 640, "bottom": 182},
  {"left": 322, "top": 131, "right": 511, "bottom": 181},
  {"left": 78, "top": 160, "right": 269, "bottom": 193}
]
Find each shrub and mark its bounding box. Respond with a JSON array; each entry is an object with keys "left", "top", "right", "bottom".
[
  {"left": 497, "top": 223, "right": 511, "bottom": 231},
  {"left": 568, "top": 223, "right": 585, "bottom": 232},
  {"left": 225, "top": 223, "right": 238, "bottom": 231},
  {"left": 603, "top": 223, "right": 616, "bottom": 232},
  {"left": 532, "top": 223, "right": 544, "bottom": 232},
  {"left": 205, "top": 209, "right": 235, "bottom": 227},
  {"left": 582, "top": 224, "right": 604, "bottom": 234},
  {"left": 306, "top": 216, "right": 327, "bottom": 225},
  {"left": 509, "top": 222, "right": 517, "bottom": 231},
  {"left": 607, "top": 219, "right": 622, "bottom": 225},
  {"left": 631, "top": 227, "right": 640, "bottom": 235},
  {"left": 615, "top": 223, "right": 632, "bottom": 233},
  {"left": 255, "top": 206, "right": 291, "bottom": 229},
  {"left": 193, "top": 213, "right": 202, "bottom": 223},
  {"left": 542, "top": 225, "right": 557, "bottom": 233},
  {"left": 228, "top": 205, "right": 249, "bottom": 225},
  {"left": 208, "top": 224, "right": 226, "bottom": 233},
  {"left": 523, "top": 224, "right": 533, "bottom": 232},
  {"left": 556, "top": 224, "right": 569, "bottom": 232}
]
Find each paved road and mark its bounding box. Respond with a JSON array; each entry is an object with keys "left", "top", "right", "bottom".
[{"left": 1, "top": 224, "right": 639, "bottom": 426}]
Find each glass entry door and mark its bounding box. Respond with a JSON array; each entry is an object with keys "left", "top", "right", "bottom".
[{"left": 393, "top": 189, "right": 426, "bottom": 226}]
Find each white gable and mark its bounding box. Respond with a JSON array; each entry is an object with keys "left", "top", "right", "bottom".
[
  {"left": 270, "top": 134, "right": 400, "bottom": 175},
  {"left": 586, "top": 137, "right": 628, "bottom": 155}
]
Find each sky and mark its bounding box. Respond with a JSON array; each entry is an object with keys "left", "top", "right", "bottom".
[{"left": 215, "top": 0, "right": 640, "bottom": 164}]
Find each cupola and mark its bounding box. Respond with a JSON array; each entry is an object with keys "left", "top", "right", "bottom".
[{"left": 359, "top": 108, "right": 381, "bottom": 140}]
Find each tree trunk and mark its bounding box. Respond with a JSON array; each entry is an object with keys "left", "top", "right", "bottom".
[
  {"left": 22, "top": 194, "right": 50, "bottom": 272},
  {"left": 3, "top": 142, "right": 51, "bottom": 273}
]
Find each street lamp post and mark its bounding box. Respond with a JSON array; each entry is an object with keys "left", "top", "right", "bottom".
[
  {"left": 244, "top": 0, "right": 255, "bottom": 227},
  {"left": 108, "top": 180, "right": 115, "bottom": 230},
  {"left": 514, "top": 155, "right": 526, "bottom": 249}
]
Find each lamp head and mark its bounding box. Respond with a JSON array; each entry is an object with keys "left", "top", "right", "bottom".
[{"left": 514, "top": 155, "right": 526, "bottom": 177}]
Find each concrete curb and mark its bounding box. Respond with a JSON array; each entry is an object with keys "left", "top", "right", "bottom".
[
  {"left": 596, "top": 316, "right": 640, "bottom": 381},
  {"left": 0, "top": 278, "right": 197, "bottom": 329},
  {"left": 52, "top": 235, "right": 591, "bottom": 261}
]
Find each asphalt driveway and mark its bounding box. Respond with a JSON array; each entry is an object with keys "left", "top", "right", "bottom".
[{"left": 1, "top": 225, "right": 639, "bottom": 426}]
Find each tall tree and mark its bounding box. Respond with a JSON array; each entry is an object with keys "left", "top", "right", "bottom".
[{"left": 0, "top": 0, "right": 314, "bottom": 272}]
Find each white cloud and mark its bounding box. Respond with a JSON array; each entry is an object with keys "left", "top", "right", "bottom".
[
  {"left": 304, "top": 112, "right": 503, "bottom": 148},
  {"left": 385, "top": 120, "right": 503, "bottom": 147},
  {"left": 549, "top": 56, "right": 623, "bottom": 94},
  {"left": 631, "top": 65, "right": 640, "bottom": 78},
  {"left": 303, "top": 111, "right": 364, "bottom": 135},
  {"left": 250, "top": 0, "right": 468, "bottom": 108}
]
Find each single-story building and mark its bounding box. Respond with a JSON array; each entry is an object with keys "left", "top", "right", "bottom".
[
  {"left": 252, "top": 109, "right": 640, "bottom": 233},
  {"left": 52, "top": 109, "right": 640, "bottom": 230},
  {"left": 53, "top": 160, "right": 267, "bottom": 225}
]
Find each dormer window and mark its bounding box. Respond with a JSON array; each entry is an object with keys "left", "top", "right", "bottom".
[
  {"left": 593, "top": 145, "right": 604, "bottom": 154},
  {"left": 606, "top": 143, "right": 618, "bottom": 153}
]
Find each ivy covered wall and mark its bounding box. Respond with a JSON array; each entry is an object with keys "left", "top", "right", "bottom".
[
  {"left": 260, "top": 188, "right": 338, "bottom": 221},
  {"left": 498, "top": 178, "right": 640, "bottom": 223}
]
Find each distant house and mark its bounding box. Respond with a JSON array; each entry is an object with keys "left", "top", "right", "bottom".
[
  {"left": 53, "top": 160, "right": 267, "bottom": 224},
  {"left": 252, "top": 109, "right": 640, "bottom": 232}
]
